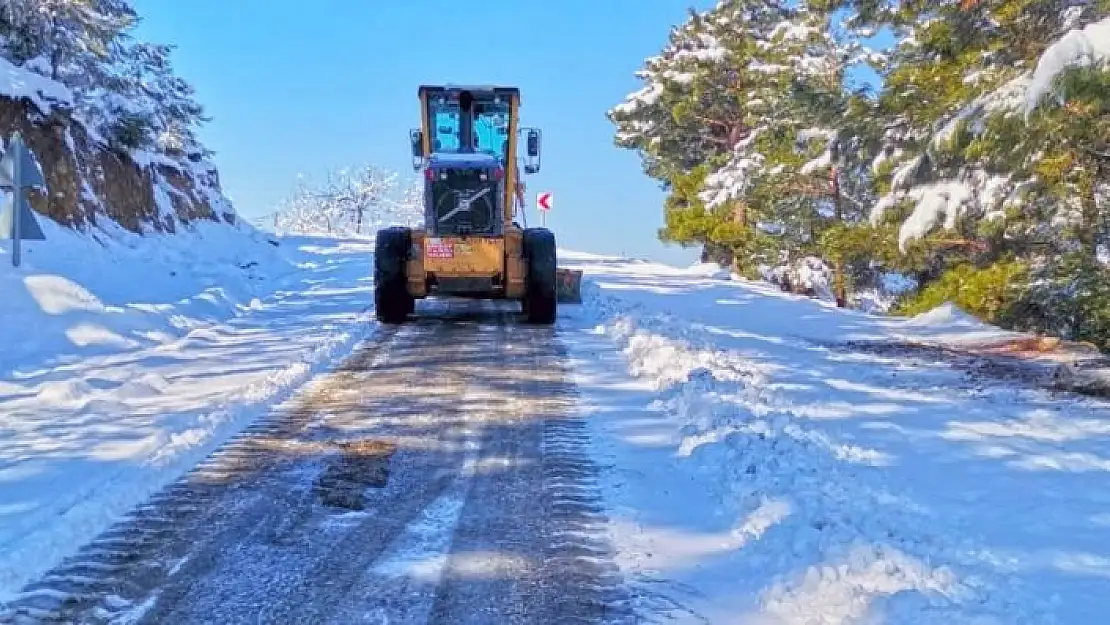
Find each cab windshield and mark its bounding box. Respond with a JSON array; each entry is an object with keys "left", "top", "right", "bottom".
[
  {"left": 471, "top": 100, "right": 509, "bottom": 160},
  {"left": 427, "top": 94, "right": 510, "bottom": 161},
  {"left": 429, "top": 99, "right": 462, "bottom": 153}
]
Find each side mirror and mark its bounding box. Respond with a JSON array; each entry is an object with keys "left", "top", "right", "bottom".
[
  {"left": 522, "top": 128, "right": 541, "bottom": 174},
  {"left": 410, "top": 129, "right": 422, "bottom": 171},
  {"left": 526, "top": 129, "right": 540, "bottom": 157}
]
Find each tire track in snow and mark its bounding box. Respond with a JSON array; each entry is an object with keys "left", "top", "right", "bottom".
[
  {"left": 537, "top": 358, "right": 635, "bottom": 625},
  {"left": 110, "top": 315, "right": 465, "bottom": 624},
  {"left": 323, "top": 316, "right": 494, "bottom": 624}
]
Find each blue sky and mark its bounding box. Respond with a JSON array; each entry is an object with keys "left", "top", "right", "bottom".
[{"left": 132, "top": 0, "right": 717, "bottom": 266}]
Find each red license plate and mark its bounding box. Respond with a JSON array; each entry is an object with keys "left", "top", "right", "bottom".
[{"left": 426, "top": 242, "right": 453, "bottom": 258}]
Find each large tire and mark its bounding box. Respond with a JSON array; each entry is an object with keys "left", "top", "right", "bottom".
[
  {"left": 522, "top": 227, "right": 557, "bottom": 324},
  {"left": 374, "top": 226, "right": 413, "bottom": 324}
]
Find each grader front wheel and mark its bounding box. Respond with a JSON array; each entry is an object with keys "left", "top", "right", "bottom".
[
  {"left": 374, "top": 226, "right": 414, "bottom": 324},
  {"left": 522, "top": 228, "right": 557, "bottom": 325}
]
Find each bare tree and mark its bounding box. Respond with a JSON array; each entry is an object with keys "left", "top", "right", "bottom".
[{"left": 272, "top": 166, "right": 422, "bottom": 236}]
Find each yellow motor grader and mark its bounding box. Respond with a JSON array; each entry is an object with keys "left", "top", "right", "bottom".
[{"left": 373, "top": 84, "right": 581, "bottom": 324}]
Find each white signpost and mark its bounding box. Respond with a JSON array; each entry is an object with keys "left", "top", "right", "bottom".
[
  {"left": 536, "top": 190, "right": 552, "bottom": 227},
  {"left": 0, "top": 132, "right": 47, "bottom": 267}
]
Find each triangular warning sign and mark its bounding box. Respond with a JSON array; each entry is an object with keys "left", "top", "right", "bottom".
[
  {"left": 0, "top": 191, "right": 45, "bottom": 241},
  {"left": 0, "top": 135, "right": 46, "bottom": 190}
]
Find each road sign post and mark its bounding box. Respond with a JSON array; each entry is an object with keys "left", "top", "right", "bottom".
[
  {"left": 0, "top": 132, "right": 47, "bottom": 267},
  {"left": 11, "top": 134, "right": 19, "bottom": 267},
  {"left": 536, "top": 191, "right": 552, "bottom": 227}
]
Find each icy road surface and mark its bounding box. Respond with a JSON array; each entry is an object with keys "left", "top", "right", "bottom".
[{"left": 1, "top": 301, "right": 629, "bottom": 624}]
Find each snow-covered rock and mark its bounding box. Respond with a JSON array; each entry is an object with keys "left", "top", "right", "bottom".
[
  {"left": 851, "top": 271, "right": 918, "bottom": 314},
  {"left": 760, "top": 256, "right": 835, "bottom": 301}
]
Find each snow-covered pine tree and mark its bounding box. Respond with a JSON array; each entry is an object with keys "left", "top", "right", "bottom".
[
  {"left": 608, "top": 4, "right": 749, "bottom": 266},
  {"left": 703, "top": 1, "right": 882, "bottom": 299},
  {"left": 615, "top": 0, "right": 1110, "bottom": 340},
  {"left": 848, "top": 1, "right": 1108, "bottom": 333},
  {"left": 93, "top": 40, "right": 210, "bottom": 156},
  {"left": 611, "top": 0, "right": 882, "bottom": 298},
  {"left": 0, "top": 0, "right": 210, "bottom": 164},
  {"left": 1002, "top": 8, "right": 1110, "bottom": 343},
  {"left": 860, "top": 0, "right": 1104, "bottom": 250},
  {"left": 0, "top": 0, "right": 135, "bottom": 79}
]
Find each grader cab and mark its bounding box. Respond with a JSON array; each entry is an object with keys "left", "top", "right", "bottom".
[{"left": 373, "top": 84, "right": 576, "bottom": 325}]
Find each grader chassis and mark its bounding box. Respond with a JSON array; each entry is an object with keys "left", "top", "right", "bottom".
[{"left": 374, "top": 84, "right": 564, "bottom": 325}]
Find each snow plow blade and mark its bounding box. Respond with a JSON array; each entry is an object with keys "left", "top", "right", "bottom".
[{"left": 556, "top": 268, "right": 583, "bottom": 303}]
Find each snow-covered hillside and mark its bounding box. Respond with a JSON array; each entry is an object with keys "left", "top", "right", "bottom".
[{"left": 0, "top": 225, "right": 375, "bottom": 598}]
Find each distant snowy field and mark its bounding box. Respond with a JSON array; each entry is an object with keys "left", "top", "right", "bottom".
[
  {"left": 559, "top": 250, "right": 1110, "bottom": 624},
  {"left": 0, "top": 223, "right": 376, "bottom": 599}
]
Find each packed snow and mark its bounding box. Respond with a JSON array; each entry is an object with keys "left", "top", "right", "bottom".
[
  {"left": 561, "top": 250, "right": 1110, "bottom": 624},
  {"left": 0, "top": 222, "right": 375, "bottom": 599}
]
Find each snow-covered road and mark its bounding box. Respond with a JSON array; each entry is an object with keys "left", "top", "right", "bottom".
[
  {"left": 3, "top": 229, "right": 1109, "bottom": 623},
  {"left": 2, "top": 301, "right": 625, "bottom": 624}
]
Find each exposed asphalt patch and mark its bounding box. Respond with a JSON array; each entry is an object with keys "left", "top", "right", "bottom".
[{"left": 315, "top": 439, "right": 397, "bottom": 510}]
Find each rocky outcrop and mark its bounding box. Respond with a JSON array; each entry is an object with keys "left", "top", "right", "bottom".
[{"left": 0, "top": 77, "right": 234, "bottom": 235}]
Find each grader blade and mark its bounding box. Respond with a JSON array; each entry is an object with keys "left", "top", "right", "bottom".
[{"left": 556, "top": 268, "right": 583, "bottom": 303}]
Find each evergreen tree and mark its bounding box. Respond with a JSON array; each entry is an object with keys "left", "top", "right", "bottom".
[
  {"left": 611, "top": 0, "right": 881, "bottom": 293},
  {"left": 608, "top": 5, "right": 744, "bottom": 263},
  {"left": 612, "top": 0, "right": 1110, "bottom": 345},
  {"left": 99, "top": 40, "right": 210, "bottom": 156},
  {"left": 0, "top": 0, "right": 211, "bottom": 163}
]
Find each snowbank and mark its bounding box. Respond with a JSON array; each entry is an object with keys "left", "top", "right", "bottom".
[
  {"left": 904, "top": 301, "right": 989, "bottom": 330},
  {"left": 0, "top": 224, "right": 376, "bottom": 599},
  {"left": 564, "top": 253, "right": 1109, "bottom": 623},
  {"left": 759, "top": 256, "right": 835, "bottom": 301},
  {"left": 681, "top": 261, "right": 732, "bottom": 280},
  {"left": 2, "top": 219, "right": 278, "bottom": 370},
  {"left": 559, "top": 251, "right": 1018, "bottom": 348}
]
